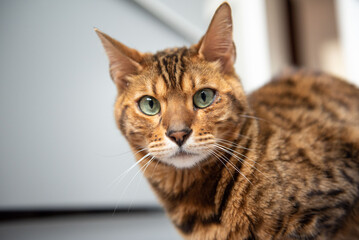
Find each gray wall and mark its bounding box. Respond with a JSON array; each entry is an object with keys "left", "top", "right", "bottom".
[{"left": 0, "top": 0, "right": 207, "bottom": 209}]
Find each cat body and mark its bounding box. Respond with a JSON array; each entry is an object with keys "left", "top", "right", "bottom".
[{"left": 96, "top": 3, "right": 359, "bottom": 239}]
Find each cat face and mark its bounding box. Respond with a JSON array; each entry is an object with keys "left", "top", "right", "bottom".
[
  {"left": 96, "top": 3, "right": 247, "bottom": 168},
  {"left": 115, "top": 50, "right": 246, "bottom": 168}
]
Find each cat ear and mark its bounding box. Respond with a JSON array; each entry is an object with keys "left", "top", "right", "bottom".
[
  {"left": 197, "top": 3, "right": 236, "bottom": 74},
  {"left": 95, "top": 28, "right": 143, "bottom": 92}
]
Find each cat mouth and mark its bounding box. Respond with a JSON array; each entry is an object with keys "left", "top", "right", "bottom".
[
  {"left": 163, "top": 149, "right": 207, "bottom": 168},
  {"left": 172, "top": 150, "right": 198, "bottom": 158}
]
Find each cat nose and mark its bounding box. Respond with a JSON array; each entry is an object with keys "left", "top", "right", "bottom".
[{"left": 166, "top": 128, "right": 192, "bottom": 147}]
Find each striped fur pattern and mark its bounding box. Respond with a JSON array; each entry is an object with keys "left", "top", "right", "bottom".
[{"left": 96, "top": 3, "right": 359, "bottom": 239}]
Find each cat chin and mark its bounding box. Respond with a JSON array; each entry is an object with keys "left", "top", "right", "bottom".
[{"left": 160, "top": 154, "right": 208, "bottom": 169}]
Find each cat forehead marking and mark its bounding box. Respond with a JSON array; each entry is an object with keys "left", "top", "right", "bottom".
[{"left": 152, "top": 47, "right": 191, "bottom": 91}]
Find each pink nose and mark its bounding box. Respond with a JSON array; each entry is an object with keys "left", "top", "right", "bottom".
[{"left": 167, "top": 128, "right": 192, "bottom": 146}]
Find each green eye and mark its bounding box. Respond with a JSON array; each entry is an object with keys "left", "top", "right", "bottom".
[
  {"left": 193, "top": 88, "right": 216, "bottom": 109},
  {"left": 138, "top": 96, "right": 161, "bottom": 116}
]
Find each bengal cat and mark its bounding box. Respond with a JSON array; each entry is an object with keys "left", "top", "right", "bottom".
[{"left": 95, "top": 3, "right": 359, "bottom": 239}]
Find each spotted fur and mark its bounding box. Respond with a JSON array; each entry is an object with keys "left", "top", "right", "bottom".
[{"left": 96, "top": 3, "right": 359, "bottom": 239}]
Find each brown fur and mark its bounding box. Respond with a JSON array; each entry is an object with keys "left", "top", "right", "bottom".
[{"left": 96, "top": 3, "right": 359, "bottom": 239}]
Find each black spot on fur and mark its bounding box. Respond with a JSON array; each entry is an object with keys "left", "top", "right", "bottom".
[{"left": 176, "top": 214, "right": 196, "bottom": 234}]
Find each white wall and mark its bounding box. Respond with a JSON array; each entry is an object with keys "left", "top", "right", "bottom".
[
  {"left": 335, "top": 0, "right": 359, "bottom": 85},
  {"left": 0, "top": 0, "right": 195, "bottom": 209}
]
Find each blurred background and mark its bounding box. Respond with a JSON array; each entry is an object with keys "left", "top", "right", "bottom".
[{"left": 0, "top": 0, "right": 358, "bottom": 239}]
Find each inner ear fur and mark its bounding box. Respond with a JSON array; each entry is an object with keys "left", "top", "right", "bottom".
[
  {"left": 95, "top": 28, "right": 143, "bottom": 92},
  {"left": 197, "top": 2, "right": 236, "bottom": 74}
]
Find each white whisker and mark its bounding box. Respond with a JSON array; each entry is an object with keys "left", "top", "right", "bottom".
[
  {"left": 150, "top": 159, "right": 160, "bottom": 179},
  {"left": 215, "top": 138, "right": 254, "bottom": 151},
  {"left": 214, "top": 143, "right": 269, "bottom": 180},
  {"left": 128, "top": 156, "right": 155, "bottom": 211},
  {"left": 214, "top": 141, "right": 262, "bottom": 166},
  {"left": 96, "top": 147, "right": 147, "bottom": 159},
  {"left": 212, "top": 147, "right": 252, "bottom": 184},
  {"left": 207, "top": 148, "right": 235, "bottom": 181},
  {"left": 108, "top": 152, "right": 151, "bottom": 189},
  {"left": 113, "top": 155, "right": 153, "bottom": 214},
  {"left": 239, "top": 114, "right": 267, "bottom": 122},
  {"left": 214, "top": 145, "right": 259, "bottom": 180}
]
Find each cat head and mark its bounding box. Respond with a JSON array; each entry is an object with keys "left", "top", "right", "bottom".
[{"left": 96, "top": 3, "right": 248, "bottom": 168}]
